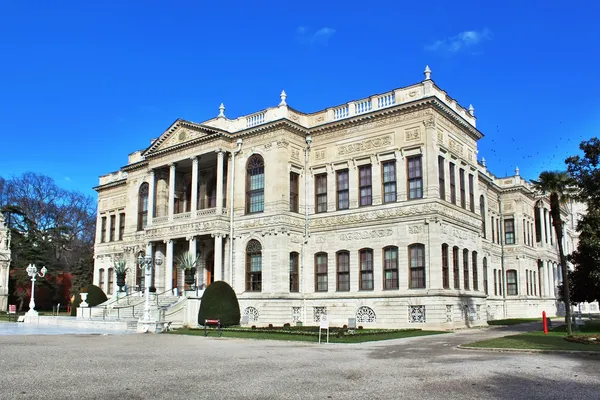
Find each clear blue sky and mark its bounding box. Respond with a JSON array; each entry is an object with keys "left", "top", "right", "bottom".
[{"left": 1, "top": 1, "right": 599, "bottom": 198}]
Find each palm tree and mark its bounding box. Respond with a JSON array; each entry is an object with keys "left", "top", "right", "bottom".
[{"left": 531, "top": 171, "right": 577, "bottom": 335}]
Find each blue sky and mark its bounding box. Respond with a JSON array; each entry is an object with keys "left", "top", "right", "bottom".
[{"left": 1, "top": 1, "right": 599, "bottom": 199}]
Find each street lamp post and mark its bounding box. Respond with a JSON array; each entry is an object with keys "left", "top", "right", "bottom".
[
  {"left": 25, "top": 264, "right": 47, "bottom": 317},
  {"left": 137, "top": 253, "right": 163, "bottom": 323}
]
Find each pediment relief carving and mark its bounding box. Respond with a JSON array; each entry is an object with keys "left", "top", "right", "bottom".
[{"left": 155, "top": 127, "right": 207, "bottom": 152}]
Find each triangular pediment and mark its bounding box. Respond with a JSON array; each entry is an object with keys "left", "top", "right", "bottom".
[{"left": 142, "top": 119, "right": 224, "bottom": 156}]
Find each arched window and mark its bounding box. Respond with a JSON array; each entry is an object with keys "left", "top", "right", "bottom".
[
  {"left": 441, "top": 244, "right": 449, "bottom": 289},
  {"left": 138, "top": 182, "right": 149, "bottom": 231},
  {"left": 472, "top": 251, "right": 478, "bottom": 291},
  {"left": 383, "top": 246, "right": 399, "bottom": 290},
  {"left": 452, "top": 246, "right": 460, "bottom": 289},
  {"left": 409, "top": 244, "right": 425, "bottom": 289},
  {"left": 315, "top": 252, "right": 328, "bottom": 292},
  {"left": 359, "top": 248, "right": 374, "bottom": 290},
  {"left": 506, "top": 269, "right": 518, "bottom": 295},
  {"left": 483, "top": 257, "right": 488, "bottom": 295},
  {"left": 289, "top": 252, "right": 299, "bottom": 292},
  {"left": 99, "top": 268, "right": 105, "bottom": 292},
  {"left": 246, "top": 155, "right": 265, "bottom": 213},
  {"left": 107, "top": 267, "right": 114, "bottom": 295},
  {"left": 336, "top": 251, "right": 350, "bottom": 291},
  {"left": 246, "top": 240, "right": 262, "bottom": 292},
  {"left": 480, "top": 195, "right": 486, "bottom": 238},
  {"left": 463, "top": 249, "right": 470, "bottom": 290}
]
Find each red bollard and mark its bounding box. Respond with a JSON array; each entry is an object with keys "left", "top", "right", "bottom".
[{"left": 542, "top": 311, "right": 548, "bottom": 334}]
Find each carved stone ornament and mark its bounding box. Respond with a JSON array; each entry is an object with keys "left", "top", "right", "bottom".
[
  {"left": 337, "top": 135, "right": 392, "bottom": 157},
  {"left": 405, "top": 128, "right": 420, "bottom": 141},
  {"left": 338, "top": 229, "right": 394, "bottom": 241}
]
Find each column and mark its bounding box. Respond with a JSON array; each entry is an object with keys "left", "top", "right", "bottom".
[
  {"left": 145, "top": 242, "right": 153, "bottom": 289},
  {"left": 546, "top": 261, "right": 553, "bottom": 298},
  {"left": 216, "top": 150, "right": 224, "bottom": 214},
  {"left": 148, "top": 170, "right": 155, "bottom": 226},
  {"left": 168, "top": 163, "right": 176, "bottom": 221},
  {"left": 165, "top": 239, "right": 174, "bottom": 293},
  {"left": 191, "top": 157, "right": 199, "bottom": 217},
  {"left": 371, "top": 157, "right": 382, "bottom": 205},
  {"left": 115, "top": 212, "right": 121, "bottom": 241},
  {"left": 188, "top": 236, "right": 198, "bottom": 287},
  {"left": 214, "top": 234, "right": 223, "bottom": 281},
  {"left": 223, "top": 237, "right": 230, "bottom": 284}
]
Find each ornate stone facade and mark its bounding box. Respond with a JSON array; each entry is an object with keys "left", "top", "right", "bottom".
[
  {"left": 0, "top": 212, "right": 11, "bottom": 312},
  {"left": 93, "top": 68, "right": 587, "bottom": 328}
]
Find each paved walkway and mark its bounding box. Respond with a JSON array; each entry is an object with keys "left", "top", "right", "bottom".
[
  {"left": 0, "top": 322, "right": 598, "bottom": 400},
  {"left": 0, "top": 321, "right": 132, "bottom": 336}
]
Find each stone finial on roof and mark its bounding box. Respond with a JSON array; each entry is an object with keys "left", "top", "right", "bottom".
[
  {"left": 468, "top": 104, "right": 475, "bottom": 116},
  {"left": 279, "top": 90, "right": 287, "bottom": 106},
  {"left": 424, "top": 65, "right": 432, "bottom": 80},
  {"left": 515, "top": 166, "right": 520, "bottom": 176},
  {"left": 218, "top": 103, "right": 225, "bottom": 118},
  {"left": 481, "top": 157, "right": 486, "bottom": 167}
]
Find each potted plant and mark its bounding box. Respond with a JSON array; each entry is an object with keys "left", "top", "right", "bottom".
[
  {"left": 175, "top": 251, "right": 199, "bottom": 287},
  {"left": 113, "top": 259, "right": 129, "bottom": 292}
]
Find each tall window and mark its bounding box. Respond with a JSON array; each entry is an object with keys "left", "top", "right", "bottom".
[
  {"left": 118, "top": 213, "right": 125, "bottom": 241},
  {"left": 382, "top": 161, "right": 397, "bottom": 203},
  {"left": 246, "top": 155, "right": 265, "bottom": 213},
  {"left": 491, "top": 216, "right": 495, "bottom": 242},
  {"left": 527, "top": 222, "right": 532, "bottom": 247},
  {"left": 459, "top": 169, "right": 466, "bottom": 209},
  {"left": 383, "top": 246, "right": 399, "bottom": 290},
  {"left": 358, "top": 165, "right": 372, "bottom": 206},
  {"left": 107, "top": 267, "right": 114, "bottom": 295},
  {"left": 99, "top": 268, "right": 105, "bottom": 292},
  {"left": 449, "top": 162, "right": 456, "bottom": 204},
  {"left": 453, "top": 246, "right": 460, "bottom": 289},
  {"left": 289, "top": 252, "right": 299, "bottom": 292},
  {"left": 533, "top": 271, "right": 537, "bottom": 296},
  {"left": 526, "top": 270, "right": 530, "bottom": 295},
  {"left": 497, "top": 270, "right": 503, "bottom": 296},
  {"left": 468, "top": 174, "right": 475, "bottom": 212},
  {"left": 504, "top": 219, "right": 515, "bottom": 244},
  {"left": 442, "top": 244, "right": 449, "bottom": 289},
  {"left": 438, "top": 156, "right": 445, "bottom": 200},
  {"left": 289, "top": 172, "right": 299, "bottom": 213},
  {"left": 336, "top": 169, "right": 349, "bottom": 210},
  {"left": 407, "top": 156, "right": 423, "bottom": 199},
  {"left": 245, "top": 240, "right": 262, "bottom": 292},
  {"left": 535, "top": 207, "right": 542, "bottom": 242},
  {"left": 409, "top": 244, "right": 426, "bottom": 288},
  {"left": 480, "top": 196, "right": 486, "bottom": 238},
  {"left": 109, "top": 215, "right": 116, "bottom": 242},
  {"left": 463, "top": 249, "right": 470, "bottom": 290},
  {"left": 493, "top": 268, "right": 498, "bottom": 296},
  {"left": 100, "top": 216, "right": 107, "bottom": 243},
  {"left": 315, "top": 174, "right": 327, "bottom": 213},
  {"left": 336, "top": 251, "right": 350, "bottom": 291},
  {"left": 472, "top": 251, "right": 478, "bottom": 291},
  {"left": 496, "top": 219, "right": 500, "bottom": 244},
  {"left": 506, "top": 269, "right": 518, "bottom": 295},
  {"left": 137, "top": 182, "right": 149, "bottom": 231},
  {"left": 483, "top": 257, "right": 488, "bottom": 295},
  {"left": 359, "top": 249, "right": 374, "bottom": 290},
  {"left": 523, "top": 219, "right": 526, "bottom": 245},
  {"left": 315, "top": 253, "right": 328, "bottom": 292}
]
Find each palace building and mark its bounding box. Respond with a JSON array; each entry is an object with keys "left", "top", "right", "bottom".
[{"left": 92, "top": 67, "right": 588, "bottom": 328}]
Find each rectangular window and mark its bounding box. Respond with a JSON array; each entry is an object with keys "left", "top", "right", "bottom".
[
  {"left": 523, "top": 219, "right": 527, "bottom": 245},
  {"left": 496, "top": 219, "right": 500, "bottom": 244},
  {"left": 336, "top": 252, "right": 350, "bottom": 291},
  {"left": 472, "top": 252, "right": 478, "bottom": 291},
  {"left": 359, "top": 249, "right": 374, "bottom": 290},
  {"left": 438, "top": 156, "right": 445, "bottom": 200},
  {"left": 533, "top": 271, "right": 537, "bottom": 296},
  {"left": 507, "top": 270, "right": 518, "bottom": 295},
  {"left": 535, "top": 208, "right": 542, "bottom": 242},
  {"left": 382, "top": 161, "right": 397, "bottom": 203},
  {"left": 463, "top": 249, "right": 470, "bottom": 290},
  {"left": 526, "top": 270, "right": 530, "bottom": 295},
  {"left": 491, "top": 216, "right": 495, "bottom": 242},
  {"left": 468, "top": 174, "right": 475, "bottom": 212},
  {"left": 459, "top": 169, "right": 466, "bottom": 209},
  {"left": 336, "top": 169, "right": 349, "bottom": 210},
  {"left": 289, "top": 172, "right": 299, "bottom": 213},
  {"left": 442, "top": 244, "right": 449, "bottom": 289},
  {"left": 100, "top": 217, "right": 106, "bottom": 243},
  {"left": 504, "top": 219, "right": 515, "bottom": 244},
  {"left": 358, "top": 165, "right": 372, "bottom": 207},
  {"left": 118, "top": 213, "right": 125, "bottom": 241},
  {"left": 407, "top": 156, "right": 423, "bottom": 200},
  {"left": 483, "top": 259, "right": 488, "bottom": 295},
  {"left": 409, "top": 245, "right": 426, "bottom": 288},
  {"left": 315, "top": 253, "right": 328, "bottom": 292},
  {"left": 315, "top": 174, "right": 327, "bottom": 213},
  {"left": 453, "top": 247, "right": 460, "bottom": 289},
  {"left": 449, "top": 163, "right": 456, "bottom": 204},
  {"left": 289, "top": 253, "right": 299, "bottom": 292},
  {"left": 384, "top": 247, "right": 399, "bottom": 290},
  {"left": 493, "top": 269, "right": 498, "bottom": 296},
  {"left": 109, "top": 215, "right": 116, "bottom": 242}
]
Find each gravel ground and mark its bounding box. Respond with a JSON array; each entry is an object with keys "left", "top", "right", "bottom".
[{"left": 0, "top": 323, "right": 598, "bottom": 400}]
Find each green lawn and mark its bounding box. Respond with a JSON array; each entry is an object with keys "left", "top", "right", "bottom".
[
  {"left": 169, "top": 327, "right": 446, "bottom": 343},
  {"left": 487, "top": 318, "right": 542, "bottom": 326},
  {"left": 464, "top": 321, "right": 600, "bottom": 352}
]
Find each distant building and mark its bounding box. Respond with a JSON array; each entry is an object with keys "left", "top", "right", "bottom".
[
  {"left": 93, "top": 67, "right": 593, "bottom": 328},
  {"left": 0, "top": 212, "right": 11, "bottom": 312}
]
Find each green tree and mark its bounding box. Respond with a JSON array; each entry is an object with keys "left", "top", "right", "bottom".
[{"left": 531, "top": 171, "right": 576, "bottom": 335}]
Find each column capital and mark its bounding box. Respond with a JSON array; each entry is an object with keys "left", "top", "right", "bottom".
[
  {"left": 186, "top": 235, "right": 196, "bottom": 242},
  {"left": 215, "top": 148, "right": 224, "bottom": 155},
  {"left": 163, "top": 239, "right": 174, "bottom": 244},
  {"left": 190, "top": 155, "right": 199, "bottom": 162},
  {"left": 148, "top": 168, "right": 155, "bottom": 176},
  {"left": 169, "top": 162, "right": 177, "bottom": 169}
]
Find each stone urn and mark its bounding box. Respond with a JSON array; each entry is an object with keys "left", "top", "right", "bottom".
[
  {"left": 80, "top": 293, "right": 89, "bottom": 307},
  {"left": 184, "top": 268, "right": 196, "bottom": 286},
  {"left": 116, "top": 273, "right": 126, "bottom": 292}
]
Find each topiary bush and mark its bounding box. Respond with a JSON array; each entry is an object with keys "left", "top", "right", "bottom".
[
  {"left": 198, "top": 281, "right": 241, "bottom": 327},
  {"left": 70, "top": 284, "right": 108, "bottom": 316}
]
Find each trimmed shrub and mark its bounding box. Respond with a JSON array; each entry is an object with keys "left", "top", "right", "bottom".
[
  {"left": 198, "top": 281, "right": 241, "bottom": 327},
  {"left": 69, "top": 284, "right": 108, "bottom": 316}
]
